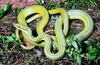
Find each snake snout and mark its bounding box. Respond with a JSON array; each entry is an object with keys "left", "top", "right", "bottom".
[
  {"left": 13, "top": 23, "right": 22, "bottom": 28},
  {"left": 13, "top": 23, "right": 29, "bottom": 33}
]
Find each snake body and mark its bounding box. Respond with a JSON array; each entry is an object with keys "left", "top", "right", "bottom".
[
  {"left": 15, "top": 5, "right": 49, "bottom": 47},
  {"left": 13, "top": 5, "right": 94, "bottom": 60},
  {"left": 67, "top": 10, "right": 94, "bottom": 41},
  {"left": 48, "top": 8, "right": 69, "bottom": 36},
  {"left": 14, "top": 16, "right": 66, "bottom": 60}
]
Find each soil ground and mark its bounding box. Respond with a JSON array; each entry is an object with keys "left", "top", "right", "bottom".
[{"left": 0, "top": 8, "right": 100, "bottom": 65}]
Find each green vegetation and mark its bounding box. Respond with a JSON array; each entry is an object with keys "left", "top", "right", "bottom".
[
  {"left": 0, "top": 33, "right": 23, "bottom": 51},
  {"left": 44, "top": 34, "right": 100, "bottom": 65},
  {"left": 36, "top": 0, "right": 99, "bottom": 9},
  {"left": 65, "top": 35, "right": 100, "bottom": 65},
  {"left": 13, "top": 7, "right": 24, "bottom": 14},
  {"left": 0, "top": 2, "right": 10, "bottom": 18}
]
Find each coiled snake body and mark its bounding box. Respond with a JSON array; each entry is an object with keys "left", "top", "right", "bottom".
[{"left": 13, "top": 5, "right": 94, "bottom": 60}]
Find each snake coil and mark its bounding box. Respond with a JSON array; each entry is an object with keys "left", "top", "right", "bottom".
[{"left": 13, "top": 5, "right": 94, "bottom": 60}]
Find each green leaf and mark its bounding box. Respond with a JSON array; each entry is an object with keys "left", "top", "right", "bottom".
[
  {"left": 0, "top": 14, "right": 3, "bottom": 18},
  {"left": 72, "top": 41, "right": 78, "bottom": 49},
  {"left": 16, "top": 7, "right": 24, "bottom": 14},
  {"left": 0, "top": 9, "right": 3, "bottom": 18},
  {"left": 0, "top": 9, "right": 3, "bottom": 14},
  {"left": 71, "top": 48, "right": 74, "bottom": 51},
  {"left": 71, "top": 34, "right": 75, "bottom": 40},
  {"left": 74, "top": 55, "right": 77, "bottom": 60},
  {"left": 75, "top": 42, "right": 82, "bottom": 53},
  {"left": 87, "top": 48, "right": 99, "bottom": 60},
  {"left": 95, "top": 56, "right": 100, "bottom": 62},
  {"left": 80, "top": 54, "right": 85, "bottom": 57},
  {"left": 68, "top": 52, "right": 73, "bottom": 58},
  {"left": 36, "top": 0, "right": 42, "bottom": 5},
  {"left": 66, "top": 35, "right": 75, "bottom": 46},
  {"left": 89, "top": 45, "right": 93, "bottom": 51},
  {"left": 66, "top": 47, "right": 71, "bottom": 53},
  {"left": 18, "top": 41, "right": 23, "bottom": 45},
  {"left": 66, "top": 38, "right": 72, "bottom": 46},
  {"left": 15, "top": 36, "right": 20, "bottom": 41},
  {"left": 52, "top": 42, "right": 58, "bottom": 50},
  {"left": 96, "top": 41, "right": 100, "bottom": 46},
  {"left": 90, "top": 48, "right": 99, "bottom": 54},
  {"left": 11, "top": 33, "right": 16, "bottom": 38},
  {"left": 78, "top": 42, "right": 82, "bottom": 48},
  {"left": 0, "top": 34, "right": 2, "bottom": 38},
  {"left": 77, "top": 55, "right": 82, "bottom": 65},
  {"left": 15, "top": 40, "right": 23, "bottom": 45},
  {"left": 84, "top": 41, "right": 91, "bottom": 45},
  {"left": 5, "top": 36, "right": 14, "bottom": 43},
  {"left": 3, "top": 2, "right": 10, "bottom": 12},
  {"left": 86, "top": 53, "right": 96, "bottom": 60},
  {"left": 75, "top": 49, "right": 82, "bottom": 53}
]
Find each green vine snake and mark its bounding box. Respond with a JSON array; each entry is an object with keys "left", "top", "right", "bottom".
[{"left": 13, "top": 5, "right": 94, "bottom": 60}]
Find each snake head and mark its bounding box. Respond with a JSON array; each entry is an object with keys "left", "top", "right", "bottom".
[{"left": 13, "top": 23, "right": 29, "bottom": 35}]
